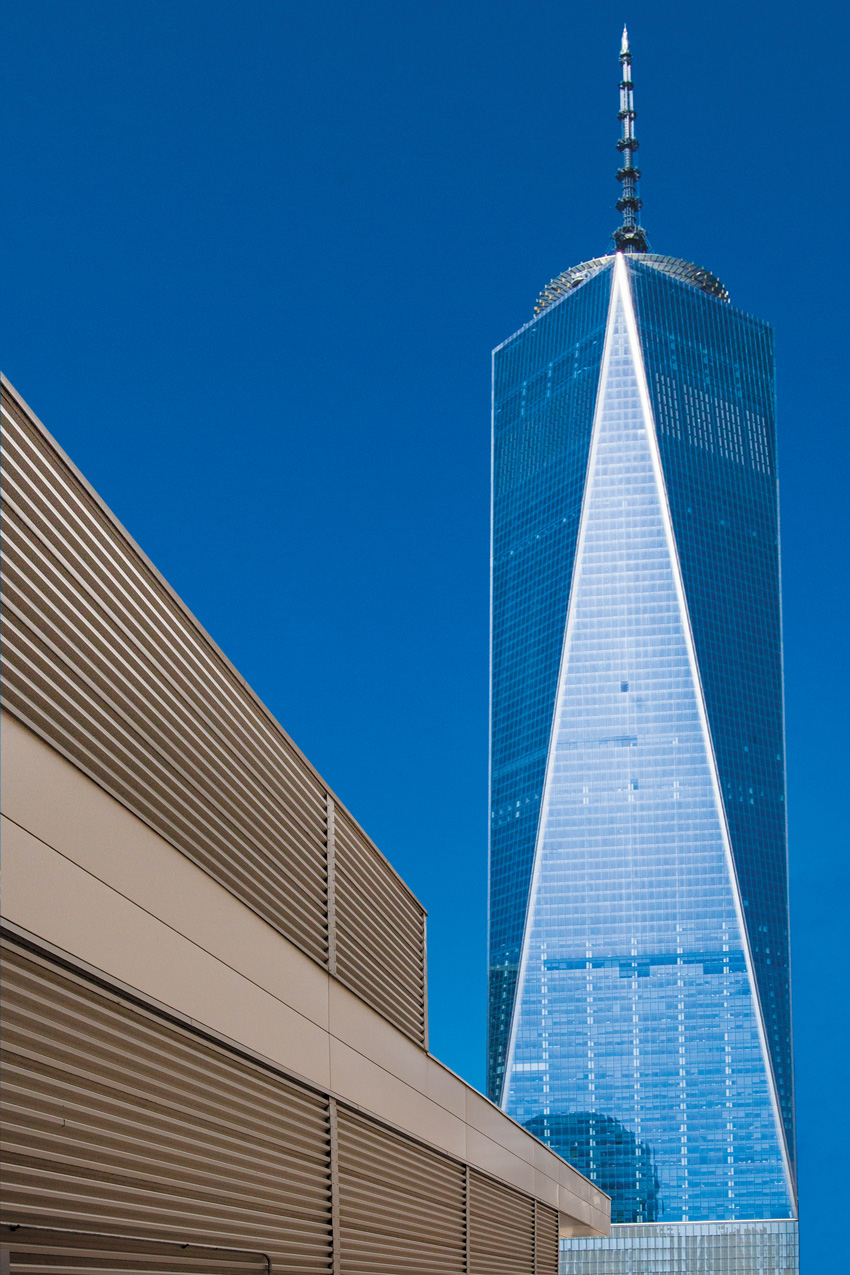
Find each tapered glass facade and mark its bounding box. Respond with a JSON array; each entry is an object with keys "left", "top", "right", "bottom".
[{"left": 489, "top": 253, "right": 797, "bottom": 1271}]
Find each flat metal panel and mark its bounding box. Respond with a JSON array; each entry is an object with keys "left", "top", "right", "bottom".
[
  {"left": 1, "top": 382, "right": 427, "bottom": 1044},
  {"left": 336, "top": 1107, "right": 465, "bottom": 1275},
  {"left": 468, "top": 1170, "right": 535, "bottom": 1275},
  {"left": 0, "top": 940, "right": 332, "bottom": 1273}
]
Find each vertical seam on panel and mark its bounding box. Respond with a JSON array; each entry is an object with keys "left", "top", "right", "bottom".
[
  {"left": 487, "top": 344, "right": 496, "bottom": 1096},
  {"left": 421, "top": 911, "right": 429, "bottom": 1050},
  {"left": 464, "top": 1164, "right": 471, "bottom": 1275},
  {"left": 329, "top": 1096, "right": 341, "bottom": 1275},
  {"left": 326, "top": 795, "right": 337, "bottom": 977}
]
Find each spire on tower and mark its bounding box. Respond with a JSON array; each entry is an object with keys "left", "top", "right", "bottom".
[{"left": 613, "top": 25, "right": 648, "bottom": 253}]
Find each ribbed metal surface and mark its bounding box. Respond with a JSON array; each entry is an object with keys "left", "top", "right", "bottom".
[
  {"left": 0, "top": 940, "right": 332, "bottom": 1272},
  {"left": 336, "top": 1108, "right": 465, "bottom": 1274},
  {"left": 334, "top": 809, "right": 427, "bottom": 1046},
  {"left": 0, "top": 1227, "right": 269, "bottom": 1274},
  {"left": 0, "top": 393, "right": 328, "bottom": 962},
  {"left": 0, "top": 382, "right": 427, "bottom": 1045},
  {"left": 468, "top": 1169, "right": 535, "bottom": 1275},
  {"left": 0, "top": 938, "right": 560, "bottom": 1275},
  {"left": 534, "top": 1201, "right": 560, "bottom": 1275}
]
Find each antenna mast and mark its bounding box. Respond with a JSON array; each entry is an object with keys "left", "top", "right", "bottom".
[{"left": 613, "top": 26, "right": 648, "bottom": 253}]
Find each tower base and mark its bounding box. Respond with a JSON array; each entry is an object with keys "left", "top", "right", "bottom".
[{"left": 561, "top": 1219, "right": 798, "bottom": 1275}]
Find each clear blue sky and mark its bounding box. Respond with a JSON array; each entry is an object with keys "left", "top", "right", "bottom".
[{"left": 3, "top": 2, "right": 847, "bottom": 1267}]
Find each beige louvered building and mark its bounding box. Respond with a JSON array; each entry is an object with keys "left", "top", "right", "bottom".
[{"left": 0, "top": 375, "right": 609, "bottom": 1275}]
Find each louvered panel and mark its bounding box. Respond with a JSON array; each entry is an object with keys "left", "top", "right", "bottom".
[
  {"left": 2, "top": 384, "right": 431, "bottom": 1039},
  {"left": 2, "top": 385, "right": 431, "bottom": 1047},
  {"left": 534, "top": 1202, "right": 560, "bottom": 1275},
  {"left": 468, "top": 1170, "right": 535, "bottom": 1275},
  {"left": 333, "top": 809, "right": 427, "bottom": 1045},
  {"left": 1, "top": 1228, "right": 269, "bottom": 1275},
  {"left": 1, "top": 423, "right": 330, "bottom": 852},
  {"left": 0, "top": 541, "right": 329, "bottom": 904},
  {"left": 336, "top": 1108, "right": 465, "bottom": 1275},
  {"left": 0, "top": 942, "right": 332, "bottom": 1273},
  {"left": 0, "top": 402, "right": 329, "bottom": 963},
  {"left": 1, "top": 611, "right": 327, "bottom": 950},
  {"left": 0, "top": 400, "right": 328, "bottom": 958}
]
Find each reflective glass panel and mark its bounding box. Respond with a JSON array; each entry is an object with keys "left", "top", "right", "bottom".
[
  {"left": 561, "top": 1219, "right": 798, "bottom": 1275},
  {"left": 502, "top": 265, "right": 792, "bottom": 1224},
  {"left": 489, "top": 265, "right": 612, "bottom": 1100},
  {"left": 627, "top": 259, "right": 794, "bottom": 1161}
]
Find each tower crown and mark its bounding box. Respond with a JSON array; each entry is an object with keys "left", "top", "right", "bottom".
[
  {"left": 613, "top": 25, "right": 648, "bottom": 252},
  {"left": 534, "top": 254, "right": 729, "bottom": 317},
  {"left": 534, "top": 29, "right": 731, "bottom": 316}
]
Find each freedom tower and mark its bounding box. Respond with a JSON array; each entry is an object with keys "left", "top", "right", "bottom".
[{"left": 488, "top": 30, "right": 798, "bottom": 1273}]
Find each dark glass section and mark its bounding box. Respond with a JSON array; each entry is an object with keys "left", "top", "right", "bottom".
[
  {"left": 627, "top": 258, "right": 794, "bottom": 1168},
  {"left": 488, "top": 265, "right": 612, "bottom": 1101},
  {"left": 525, "top": 1112, "right": 660, "bottom": 1223}
]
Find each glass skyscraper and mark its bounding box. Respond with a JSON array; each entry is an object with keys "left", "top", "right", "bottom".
[{"left": 488, "top": 30, "right": 797, "bottom": 1274}]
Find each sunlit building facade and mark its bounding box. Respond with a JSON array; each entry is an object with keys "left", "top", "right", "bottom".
[{"left": 487, "top": 30, "right": 797, "bottom": 1274}]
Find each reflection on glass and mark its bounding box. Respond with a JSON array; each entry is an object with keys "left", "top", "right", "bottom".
[
  {"left": 525, "top": 1112, "right": 659, "bottom": 1224},
  {"left": 489, "top": 254, "right": 796, "bottom": 1275}
]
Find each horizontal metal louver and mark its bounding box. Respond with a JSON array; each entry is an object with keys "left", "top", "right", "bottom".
[
  {"left": 0, "top": 940, "right": 332, "bottom": 1273},
  {"left": 0, "top": 936, "right": 561, "bottom": 1275},
  {"left": 468, "top": 1169, "right": 535, "bottom": 1275},
  {"left": 333, "top": 809, "right": 427, "bottom": 1046},
  {"left": 0, "top": 1226, "right": 270, "bottom": 1274},
  {"left": 0, "top": 396, "right": 328, "bottom": 963},
  {"left": 335, "top": 1107, "right": 466, "bottom": 1275},
  {"left": 1, "top": 384, "right": 428, "bottom": 1044},
  {"left": 534, "top": 1201, "right": 560, "bottom": 1275}
]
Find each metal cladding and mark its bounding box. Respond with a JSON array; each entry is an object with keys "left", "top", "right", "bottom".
[
  {"left": 613, "top": 27, "right": 648, "bottom": 253},
  {"left": 1, "top": 938, "right": 334, "bottom": 1274},
  {"left": 1, "top": 376, "right": 600, "bottom": 1273},
  {"left": 1, "top": 935, "right": 563, "bottom": 1275},
  {"left": 0, "top": 381, "right": 427, "bottom": 1047}
]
